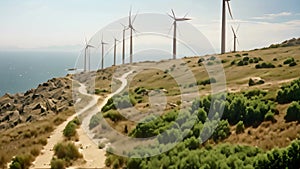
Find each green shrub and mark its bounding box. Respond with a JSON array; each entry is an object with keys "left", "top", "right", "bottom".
[
  {"left": 255, "top": 62, "right": 275, "bottom": 69},
  {"left": 221, "top": 59, "right": 228, "bottom": 63},
  {"left": 63, "top": 122, "right": 77, "bottom": 138},
  {"left": 30, "top": 147, "right": 40, "bottom": 156},
  {"left": 235, "top": 54, "right": 241, "bottom": 57},
  {"left": 264, "top": 111, "right": 276, "bottom": 123},
  {"left": 236, "top": 121, "right": 245, "bottom": 134},
  {"left": 253, "top": 57, "right": 260, "bottom": 63},
  {"left": 197, "top": 108, "right": 207, "bottom": 123},
  {"left": 243, "top": 56, "right": 250, "bottom": 61},
  {"left": 212, "top": 120, "right": 231, "bottom": 142},
  {"left": 53, "top": 142, "right": 82, "bottom": 161},
  {"left": 98, "top": 142, "right": 106, "bottom": 149},
  {"left": 277, "top": 78, "right": 300, "bottom": 103},
  {"left": 230, "top": 60, "right": 236, "bottom": 65},
  {"left": 237, "top": 60, "right": 244, "bottom": 66},
  {"left": 197, "top": 78, "right": 217, "bottom": 86},
  {"left": 198, "top": 58, "right": 205, "bottom": 63},
  {"left": 89, "top": 113, "right": 101, "bottom": 129},
  {"left": 285, "top": 101, "right": 300, "bottom": 122},
  {"left": 71, "top": 117, "right": 81, "bottom": 126},
  {"left": 9, "top": 154, "right": 33, "bottom": 169},
  {"left": 249, "top": 58, "right": 254, "bottom": 63},
  {"left": 103, "top": 110, "right": 125, "bottom": 122},
  {"left": 51, "top": 158, "right": 65, "bottom": 169},
  {"left": 289, "top": 62, "right": 297, "bottom": 67},
  {"left": 283, "top": 57, "right": 294, "bottom": 65},
  {"left": 95, "top": 89, "right": 101, "bottom": 94}
]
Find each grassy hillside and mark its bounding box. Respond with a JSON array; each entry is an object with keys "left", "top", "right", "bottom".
[
  {"left": 90, "top": 39, "right": 300, "bottom": 169},
  {"left": 0, "top": 38, "right": 300, "bottom": 169}
]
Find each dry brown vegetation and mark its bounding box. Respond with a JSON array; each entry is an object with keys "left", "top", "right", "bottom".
[{"left": 0, "top": 108, "right": 75, "bottom": 168}]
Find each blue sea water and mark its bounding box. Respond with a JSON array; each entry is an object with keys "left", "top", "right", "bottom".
[{"left": 0, "top": 50, "right": 78, "bottom": 96}]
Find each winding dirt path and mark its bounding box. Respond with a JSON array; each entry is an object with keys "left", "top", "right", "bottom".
[{"left": 31, "top": 71, "right": 133, "bottom": 169}]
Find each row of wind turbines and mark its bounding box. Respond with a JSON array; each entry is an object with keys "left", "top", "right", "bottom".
[{"left": 83, "top": 0, "right": 239, "bottom": 72}]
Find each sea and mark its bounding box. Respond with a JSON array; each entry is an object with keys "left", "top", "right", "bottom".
[
  {"left": 0, "top": 50, "right": 78, "bottom": 97},
  {"left": 0, "top": 49, "right": 191, "bottom": 97}
]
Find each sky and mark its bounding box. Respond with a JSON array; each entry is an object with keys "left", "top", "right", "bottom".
[{"left": 0, "top": 0, "right": 299, "bottom": 54}]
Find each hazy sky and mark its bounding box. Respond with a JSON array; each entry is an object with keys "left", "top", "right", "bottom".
[{"left": 0, "top": 0, "right": 299, "bottom": 52}]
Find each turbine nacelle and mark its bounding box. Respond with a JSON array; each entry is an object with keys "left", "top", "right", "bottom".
[
  {"left": 175, "top": 18, "right": 191, "bottom": 21},
  {"left": 168, "top": 9, "right": 191, "bottom": 22}
]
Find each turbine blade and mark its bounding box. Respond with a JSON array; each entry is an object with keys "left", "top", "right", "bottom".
[
  {"left": 237, "top": 38, "right": 240, "bottom": 46},
  {"left": 85, "top": 37, "right": 88, "bottom": 46},
  {"left": 177, "top": 23, "right": 182, "bottom": 36},
  {"left": 171, "top": 9, "right": 176, "bottom": 18},
  {"left": 236, "top": 24, "right": 240, "bottom": 33},
  {"left": 227, "top": 1, "right": 233, "bottom": 19},
  {"left": 167, "top": 13, "right": 175, "bottom": 19},
  {"left": 167, "top": 24, "right": 174, "bottom": 36},
  {"left": 132, "top": 10, "right": 139, "bottom": 24},
  {"left": 231, "top": 26, "right": 236, "bottom": 36},
  {"left": 129, "top": 7, "right": 132, "bottom": 24},
  {"left": 184, "top": 11, "right": 189, "bottom": 18}
]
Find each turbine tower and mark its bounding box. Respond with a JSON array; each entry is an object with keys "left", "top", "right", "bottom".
[
  {"left": 84, "top": 38, "right": 94, "bottom": 72},
  {"left": 121, "top": 24, "right": 128, "bottom": 65},
  {"left": 231, "top": 25, "right": 239, "bottom": 53},
  {"left": 221, "top": 0, "right": 233, "bottom": 54},
  {"left": 168, "top": 9, "right": 191, "bottom": 60},
  {"left": 128, "top": 8, "right": 138, "bottom": 64},
  {"left": 113, "top": 37, "right": 120, "bottom": 66},
  {"left": 101, "top": 36, "right": 108, "bottom": 70}
]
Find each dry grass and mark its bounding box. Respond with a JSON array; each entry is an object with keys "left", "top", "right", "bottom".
[
  {"left": 0, "top": 108, "right": 75, "bottom": 167},
  {"left": 224, "top": 103, "right": 300, "bottom": 150}
]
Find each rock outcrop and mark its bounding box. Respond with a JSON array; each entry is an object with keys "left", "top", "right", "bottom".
[{"left": 0, "top": 76, "right": 73, "bottom": 130}]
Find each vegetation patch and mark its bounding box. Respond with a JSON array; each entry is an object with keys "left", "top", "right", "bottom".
[
  {"left": 285, "top": 101, "right": 300, "bottom": 122},
  {"left": 53, "top": 142, "right": 82, "bottom": 167},
  {"left": 277, "top": 78, "right": 300, "bottom": 104},
  {"left": 9, "top": 154, "right": 33, "bottom": 169},
  {"left": 255, "top": 62, "right": 276, "bottom": 69},
  {"left": 63, "top": 117, "right": 80, "bottom": 140}
]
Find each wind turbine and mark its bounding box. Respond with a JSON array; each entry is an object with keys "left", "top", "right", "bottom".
[
  {"left": 121, "top": 24, "right": 128, "bottom": 65},
  {"left": 168, "top": 9, "right": 191, "bottom": 60},
  {"left": 101, "top": 36, "right": 108, "bottom": 70},
  {"left": 128, "top": 8, "right": 138, "bottom": 64},
  {"left": 231, "top": 25, "right": 239, "bottom": 53},
  {"left": 113, "top": 37, "right": 120, "bottom": 66},
  {"left": 221, "top": 0, "right": 234, "bottom": 54},
  {"left": 84, "top": 38, "right": 94, "bottom": 72}
]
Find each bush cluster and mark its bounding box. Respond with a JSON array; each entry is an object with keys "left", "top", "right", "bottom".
[
  {"left": 197, "top": 78, "right": 217, "bottom": 86},
  {"left": 63, "top": 118, "right": 80, "bottom": 139},
  {"left": 9, "top": 154, "right": 33, "bottom": 169},
  {"left": 108, "top": 139, "right": 300, "bottom": 169},
  {"left": 255, "top": 62, "right": 276, "bottom": 69},
  {"left": 102, "top": 93, "right": 136, "bottom": 112},
  {"left": 277, "top": 78, "right": 300, "bottom": 104},
  {"left": 53, "top": 142, "right": 82, "bottom": 166},
  {"left": 233, "top": 57, "right": 262, "bottom": 67},
  {"left": 285, "top": 101, "right": 300, "bottom": 122}
]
